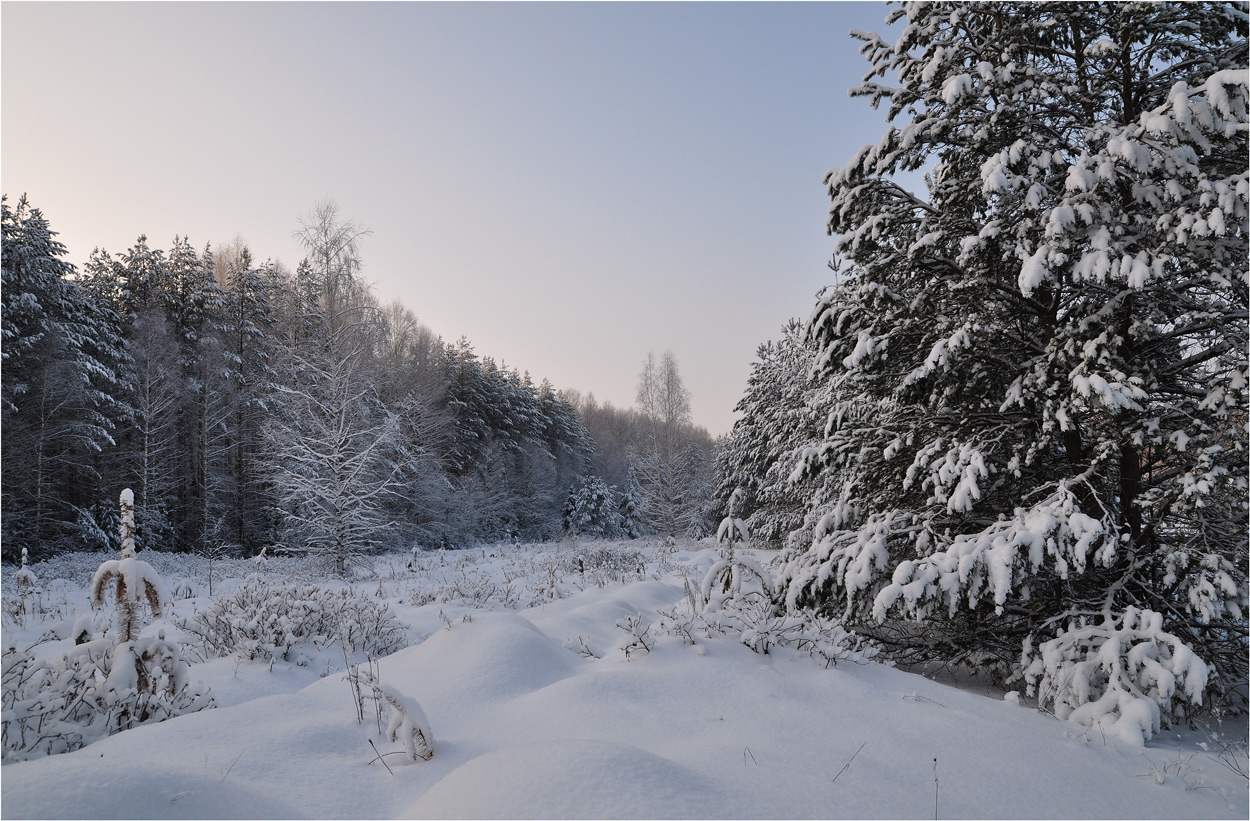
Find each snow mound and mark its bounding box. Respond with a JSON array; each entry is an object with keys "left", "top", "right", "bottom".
[
  {"left": 382, "top": 611, "right": 582, "bottom": 706},
  {"left": 0, "top": 756, "right": 303, "bottom": 820},
  {"left": 406, "top": 739, "right": 721, "bottom": 819}
]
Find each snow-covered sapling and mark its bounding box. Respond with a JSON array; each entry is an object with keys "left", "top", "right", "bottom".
[
  {"left": 89, "top": 489, "right": 210, "bottom": 731},
  {"left": 90, "top": 489, "right": 165, "bottom": 643},
  {"left": 15, "top": 547, "right": 36, "bottom": 594},
  {"left": 14, "top": 547, "right": 38, "bottom": 623},
  {"left": 701, "top": 489, "right": 773, "bottom": 612}
]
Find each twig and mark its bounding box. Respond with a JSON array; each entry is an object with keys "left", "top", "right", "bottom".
[
  {"left": 903, "top": 691, "right": 945, "bottom": 707},
  {"left": 222, "top": 749, "right": 245, "bottom": 782},
  {"left": 831, "top": 741, "right": 867, "bottom": 784},
  {"left": 933, "top": 756, "right": 939, "bottom": 820},
  {"left": 368, "top": 739, "right": 395, "bottom": 776}
]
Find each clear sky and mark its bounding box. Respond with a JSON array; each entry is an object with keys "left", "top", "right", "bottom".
[{"left": 2, "top": 1, "right": 901, "bottom": 436}]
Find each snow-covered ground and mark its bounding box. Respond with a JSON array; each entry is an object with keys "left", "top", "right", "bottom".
[{"left": 3, "top": 540, "right": 1247, "bottom": 819}]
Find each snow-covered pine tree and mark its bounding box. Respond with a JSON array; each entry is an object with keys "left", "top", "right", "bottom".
[
  {"left": 715, "top": 320, "right": 831, "bottom": 548},
  {"left": 775, "top": 2, "right": 1248, "bottom": 741},
  {"left": 619, "top": 466, "right": 644, "bottom": 540},
  {"left": 163, "top": 236, "right": 228, "bottom": 554},
  {"left": 214, "top": 242, "right": 285, "bottom": 554},
  {"left": 1, "top": 196, "right": 129, "bottom": 559},
  {"left": 563, "top": 476, "right": 622, "bottom": 538}
]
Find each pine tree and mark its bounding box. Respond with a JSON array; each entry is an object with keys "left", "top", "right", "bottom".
[
  {"left": 716, "top": 320, "right": 830, "bottom": 547},
  {"left": 775, "top": 2, "right": 1248, "bottom": 737},
  {"left": 563, "top": 476, "right": 622, "bottom": 539},
  {"left": 164, "top": 236, "right": 226, "bottom": 553},
  {"left": 215, "top": 244, "right": 284, "bottom": 554},
  {"left": 1, "top": 196, "right": 128, "bottom": 558}
]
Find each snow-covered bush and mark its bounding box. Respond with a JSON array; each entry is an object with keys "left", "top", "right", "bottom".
[
  {"left": 701, "top": 493, "right": 773, "bottom": 612},
  {"left": 434, "top": 570, "right": 521, "bottom": 609},
  {"left": 3, "top": 489, "right": 213, "bottom": 761},
  {"left": 2, "top": 633, "right": 213, "bottom": 761},
  {"left": 658, "top": 588, "right": 878, "bottom": 669},
  {"left": 358, "top": 669, "right": 433, "bottom": 762},
  {"left": 178, "top": 580, "right": 407, "bottom": 665},
  {"left": 562, "top": 477, "right": 623, "bottom": 538},
  {"left": 1023, "top": 608, "right": 1210, "bottom": 745},
  {"left": 555, "top": 542, "right": 648, "bottom": 587}
]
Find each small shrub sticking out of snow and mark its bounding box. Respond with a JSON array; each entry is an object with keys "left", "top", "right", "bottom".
[
  {"left": 360, "top": 670, "right": 433, "bottom": 762},
  {"left": 701, "top": 492, "right": 773, "bottom": 612},
  {"left": 1024, "top": 607, "right": 1209, "bottom": 745},
  {"left": 2, "top": 489, "right": 213, "bottom": 761},
  {"left": 555, "top": 542, "right": 648, "bottom": 586},
  {"left": 616, "top": 614, "right": 653, "bottom": 659},
  {"left": 8, "top": 547, "right": 40, "bottom": 625},
  {"left": 178, "top": 580, "right": 407, "bottom": 665}
]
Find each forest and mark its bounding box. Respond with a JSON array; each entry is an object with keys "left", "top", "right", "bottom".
[{"left": 1, "top": 197, "right": 717, "bottom": 568}]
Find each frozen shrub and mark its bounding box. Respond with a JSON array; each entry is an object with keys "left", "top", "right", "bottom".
[
  {"left": 361, "top": 670, "right": 433, "bottom": 762},
  {"left": 556, "top": 543, "right": 647, "bottom": 582},
  {"left": 178, "top": 580, "right": 407, "bottom": 665},
  {"left": 2, "top": 633, "right": 213, "bottom": 761},
  {"left": 2, "top": 489, "right": 213, "bottom": 761},
  {"left": 701, "top": 495, "right": 773, "bottom": 612},
  {"left": 1023, "top": 607, "right": 1209, "bottom": 745}
]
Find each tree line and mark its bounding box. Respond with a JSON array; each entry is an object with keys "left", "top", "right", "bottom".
[{"left": 2, "top": 198, "right": 715, "bottom": 569}]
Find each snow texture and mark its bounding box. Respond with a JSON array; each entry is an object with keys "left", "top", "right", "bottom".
[{"left": 3, "top": 543, "right": 1246, "bottom": 819}]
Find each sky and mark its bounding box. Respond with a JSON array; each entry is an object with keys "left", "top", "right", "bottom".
[{"left": 2, "top": 1, "right": 903, "bottom": 436}]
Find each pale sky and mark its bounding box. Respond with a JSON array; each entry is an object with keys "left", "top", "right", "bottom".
[{"left": 2, "top": 1, "right": 901, "bottom": 436}]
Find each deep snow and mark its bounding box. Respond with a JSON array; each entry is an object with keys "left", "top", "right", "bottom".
[{"left": 3, "top": 541, "right": 1246, "bottom": 819}]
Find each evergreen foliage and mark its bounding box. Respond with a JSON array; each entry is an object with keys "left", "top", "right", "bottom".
[
  {"left": 562, "top": 476, "right": 623, "bottom": 538},
  {"left": 1, "top": 196, "right": 623, "bottom": 559},
  {"left": 771, "top": 1, "right": 1248, "bottom": 739},
  {"left": 715, "top": 320, "right": 831, "bottom": 548}
]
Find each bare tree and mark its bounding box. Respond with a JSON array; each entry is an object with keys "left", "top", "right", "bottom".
[
  {"left": 630, "top": 351, "right": 711, "bottom": 536},
  {"left": 266, "top": 202, "right": 399, "bottom": 574}
]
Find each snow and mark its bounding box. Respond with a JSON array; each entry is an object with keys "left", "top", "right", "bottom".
[
  {"left": 3, "top": 542, "right": 1247, "bottom": 819},
  {"left": 1018, "top": 244, "right": 1050, "bottom": 296}
]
